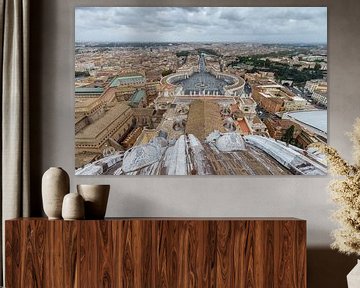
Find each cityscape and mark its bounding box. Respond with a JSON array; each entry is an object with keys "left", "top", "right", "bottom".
[{"left": 75, "top": 7, "right": 328, "bottom": 175}]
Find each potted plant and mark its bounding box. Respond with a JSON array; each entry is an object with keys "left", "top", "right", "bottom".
[{"left": 312, "top": 118, "right": 360, "bottom": 287}]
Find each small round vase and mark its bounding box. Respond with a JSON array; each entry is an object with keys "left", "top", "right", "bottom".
[
  {"left": 62, "top": 192, "right": 85, "bottom": 220},
  {"left": 77, "top": 184, "right": 110, "bottom": 219},
  {"left": 42, "top": 167, "right": 70, "bottom": 219}
]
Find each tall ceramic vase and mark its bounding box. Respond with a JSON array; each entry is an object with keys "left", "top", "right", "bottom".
[
  {"left": 77, "top": 184, "right": 110, "bottom": 219},
  {"left": 347, "top": 260, "right": 360, "bottom": 288},
  {"left": 42, "top": 167, "right": 70, "bottom": 219}
]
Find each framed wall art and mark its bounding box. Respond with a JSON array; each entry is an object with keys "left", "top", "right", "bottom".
[{"left": 74, "top": 7, "right": 327, "bottom": 176}]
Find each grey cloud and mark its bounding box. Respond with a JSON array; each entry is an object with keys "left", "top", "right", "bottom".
[
  {"left": 75, "top": 7, "right": 327, "bottom": 43},
  {"left": 177, "top": 7, "right": 203, "bottom": 12}
]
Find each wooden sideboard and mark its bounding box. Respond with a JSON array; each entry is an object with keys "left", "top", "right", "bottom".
[{"left": 5, "top": 218, "right": 306, "bottom": 288}]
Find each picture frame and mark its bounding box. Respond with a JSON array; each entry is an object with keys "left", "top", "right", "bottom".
[{"left": 74, "top": 7, "right": 327, "bottom": 176}]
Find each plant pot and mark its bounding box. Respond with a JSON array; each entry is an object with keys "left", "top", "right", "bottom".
[
  {"left": 77, "top": 184, "right": 110, "bottom": 219},
  {"left": 42, "top": 167, "right": 70, "bottom": 219},
  {"left": 62, "top": 192, "right": 85, "bottom": 220},
  {"left": 347, "top": 260, "right": 360, "bottom": 288}
]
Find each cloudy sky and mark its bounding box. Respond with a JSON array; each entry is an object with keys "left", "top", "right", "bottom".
[{"left": 75, "top": 7, "right": 327, "bottom": 44}]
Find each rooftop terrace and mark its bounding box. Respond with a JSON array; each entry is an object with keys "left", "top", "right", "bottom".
[
  {"left": 130, "top": 90, "right": 146, "bottom": 107},
  {"left": 110, "top": 75, "right": 145, "bottom": 87},
  {"left": 75, "top": 87, "right": 104, "bottom": 95}
]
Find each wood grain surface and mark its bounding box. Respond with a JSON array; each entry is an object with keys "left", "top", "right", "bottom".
[{"left": 5, "top": 218, "right": 306, "bottom": 288}]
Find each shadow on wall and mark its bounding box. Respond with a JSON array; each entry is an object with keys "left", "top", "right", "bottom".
[
  {"left": 308, "top": 248, "right": 357, "bottom": 288},
  {"left": 29, "top": 0, "right": 45, "bottom": 216}
]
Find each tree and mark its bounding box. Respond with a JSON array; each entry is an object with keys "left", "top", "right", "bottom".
[
  {"left": 176, "top": 51, "right": 190, "bottom": 57},
  {"left": 161, "top": 69, "right": 173, "bottom": 77},
  {"left": 282, "top": 125, "right": 295, "bottom": 146},
  {"left": 75, "top": 71, "right": 90, "bottom": 77},
  {"left": 265, "top": 58, "right": 271, "bottom": 68},
  {"left": 314, "top": 63, "right": 321, "bottom": 70}
]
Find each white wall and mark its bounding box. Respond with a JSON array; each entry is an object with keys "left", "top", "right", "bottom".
[{"left": 32, "top": 0, "right": 360, "bottom": 248}]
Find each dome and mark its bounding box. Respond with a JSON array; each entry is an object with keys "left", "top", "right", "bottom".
[
  {"left": 176, "top": 105, "right": 189, "bottom": 115},
  {"left": 206, "top": 130, "right": 222, "bottom": 142},
  {"left": 173, "top": 119, "right": 186, "bottom": 131},
  {"left": 223, "top": 117, "right": 236, "bottom": 132},
  {"left": 149, "top": 136, "right": 168, "bottom": 147},
  {"left": 220, "top": 105, "right": 231, "bottom": 116},
  {"left": 215, "top": 132, "right": 246, "bottom": 152},
  {"left": 122, "top": 143, "right": 162, "bottom": 173}
]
